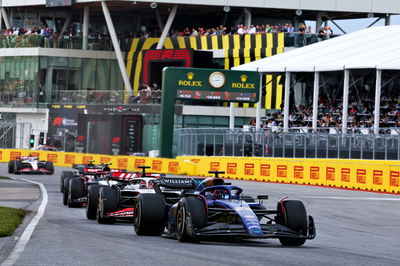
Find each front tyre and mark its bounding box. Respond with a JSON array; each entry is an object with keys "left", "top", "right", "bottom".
[
  {"left": 87, "top": 184, "right": 102, "bottom": 220},
  {"left": 8, "top": 161, "right": 15, "bottom": 174},
  {"left": 96, "top": 186, "right": 118, "bottom": 224},
  {"left": 67, "top": 178, "right": 84, "bottom": 208},
  {"left": 45, "top": 162, "right": 54, "bottom": 175},
  {"left": 278, "top": 200, "right": 308, "bottom": 246},
  {"left": 134, "top": 194, "right": 166, "bottom": 236},
  {"left": 176, "top": 197, "right": 207, "bottom": 242}
]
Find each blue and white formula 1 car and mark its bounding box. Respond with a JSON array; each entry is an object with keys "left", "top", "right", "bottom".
[{"left": 133, "top": 171, "right": 316, "bottom": 246}]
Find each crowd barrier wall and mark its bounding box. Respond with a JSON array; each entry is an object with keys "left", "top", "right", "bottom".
[{"left": 1, "top": 149, "right": 399, "bottom": 194}]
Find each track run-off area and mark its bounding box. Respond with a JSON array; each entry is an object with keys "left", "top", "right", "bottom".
[{"left": 0, "top": 163, "right": 399, "bottom": 266}]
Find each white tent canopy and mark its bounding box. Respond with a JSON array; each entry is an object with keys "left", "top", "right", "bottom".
[
  {"left": 232, "top": 26, "right": 400, "bottom": 134},
  {"left": 233, "top": 26, "right": 400, "bottom": 72}
]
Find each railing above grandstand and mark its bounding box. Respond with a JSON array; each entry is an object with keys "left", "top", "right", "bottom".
[
  {"left": 0, "top": 34, "right": 113, "bottom": 51},
  {"left": 0, "top": 32, "right": 339, "bottom": 50},
  {"left": 176, "top": 127, "right": 400, "bottom": 160},
  {"left": 0, "top": 90, "right": 161, "bottom": 107}
]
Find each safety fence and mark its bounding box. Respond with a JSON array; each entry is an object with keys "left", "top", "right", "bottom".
[
  {"left": 176, "top": 128, "right": 400, "bottom": 160},
  {"left": 1, "top": 149, "right": 399, "bottom": 194}
]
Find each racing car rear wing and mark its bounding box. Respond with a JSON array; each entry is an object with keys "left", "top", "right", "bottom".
[{"left": 154, "top": 177, "right": 197, "bottom": 190}]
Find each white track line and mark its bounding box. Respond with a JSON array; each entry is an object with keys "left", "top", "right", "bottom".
[
  {"left": 1, "top": 178, "right": 48, "bottom": 266},
  {"left": 302, "top": 196, "right": 400, "bottom": 201}
]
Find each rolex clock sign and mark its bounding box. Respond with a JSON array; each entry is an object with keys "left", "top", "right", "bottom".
[
  {"left": 163, "top": 67, "right": 260, "bottom": 103},
  {"left": 160, "top": 67, "right": 260, "bottom": 158}
]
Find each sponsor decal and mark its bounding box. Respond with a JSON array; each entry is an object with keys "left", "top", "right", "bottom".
[
  {"left": 373, "top": 170, "right": 383, "bottom": 185},
  {"left": 0, "top": 151, "right": 2, "bottom": 160},
  {"left": 341, "top": 168, "right": 351, "bottom": 182},
  {"left": 134, "top": 159, "right": 146, "bottom": 169},
  {"left": 244, "top": 163, "right": 254, "bottom": 175},
  {"left": 65, "top": 154, "right": 75, "bottom": 164},
  {"left": 11, "top": 152, "right": 21, "bottom": 160},
  {"left": 260, "top": 164, "right": 270, "bottom": 177},
  {"left": 100, "top": 157, "right": 111, "bottom": 164},
  {"left": 390, "top": 171, "right": 400, "bottom": 187},
  {"left": 294, "top": 166, "right": 304, "bottom": 179},
  {"left": 52, "top": 117, "right": 78, "bottom": 126},
  {"left": 310, "top": 166, "right": 320, "bottom": 180},
  {"left": 30, "top": 152, "right": 40, "bottom": 158},
  {"left": 163, "top": 178, "right": 192, "bottom": 184},
  {"left": 277, "top": 165, "right": 287, "bottom": 178},
  {"left": 118, "top": 158, "right": 128, "bottom": 169},
  {"left": 227, "top": 163, "right": 237, "bottom": 175},
  {"left": 356, "top": 169, "right": 367, "bottom": 184},
  {"left": 47, "top": 154, "right": 57, "bottom": 163},
  {"left": 152, "top": 160, "right": 163, "bottom": 171},
  {"left": 326, "top": 167, "right": 335, "bottom": 181},
  {"left": 210, "top": 162, "right": 220, "bottom": 171},
  {"left": 168, "top": 162, "right": 179, "bottom": 173},
  {"left": 82, "top": 156, "right": 93, "bottom": 164}
]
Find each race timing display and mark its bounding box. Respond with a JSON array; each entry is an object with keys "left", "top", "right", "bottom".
[{"left": 165, "top": 68, "right": 260, "bottom": 103}]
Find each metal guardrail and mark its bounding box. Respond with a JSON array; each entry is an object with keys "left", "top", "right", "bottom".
[{"left": 176, "top": 127, "right": 400, "bottom": 160}]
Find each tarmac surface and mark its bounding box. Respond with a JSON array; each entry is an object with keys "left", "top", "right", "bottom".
[{"left": 0, "top": 163, "right": 400, "bottom": 266}]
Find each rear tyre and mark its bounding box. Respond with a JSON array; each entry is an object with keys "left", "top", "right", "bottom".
[
  {"left": 176, "top": 197, "right": 207, "bottom": 242},
  {"left": 60, "top": 171, "right": 74, "bottom": 193},
  {"left": 63, "top": 175, "right": 73, "bottom": 206},
  {"left": 67, "top": 178, "right": 84, "bottom": 208},
  {"left": 8, "top": 161, "right": 15, "bottom": 174},
  {"left": 133, "top": 194, "right": 166, "bottom": 236},
  {"left": 278, "top": 200, "right": 308, "bottom": 246},
  {"left": 87, "top": 184, "right": 102, "bottom": 220},
  {"left": 45, "top": 162, "right": 54, "bottom": 175},
  {"left": 96, "top": 186, "right": 118, "bottom": 224}
]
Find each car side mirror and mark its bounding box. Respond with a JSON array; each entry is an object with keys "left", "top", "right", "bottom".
[{"left": 257, "top": 195, "right": 268, "bottom": 200}]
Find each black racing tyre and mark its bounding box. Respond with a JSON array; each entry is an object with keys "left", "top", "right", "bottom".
[
  {"left": 133, "top": 194, "right": 166, "bottom": 236},
  {"left": 96, "top": 186, "right": 118, "bottom": 224},
  {"left": 14, "top": 161, "right": 22, "bottom": 175},
  {"left": 63, "top": 175, "right": 73, "bottom": 205},
  {"left": 60, "top": 171, "right": 74, "bottom": 193},
  {"left": 67, "top": 178, "right": 84, "bottom": 208},
  {"left": 87, "top": 184, "right": 102, "bottom": 220},
  {"left": 176, "top": 197, "right": 207, "bottom": 242},
  {"left": 278, "top": 200, "right": 308, "bottom": 246},
  {"left": 45, "top": 162, "right": 54, "bottom": 175},
  {"left": 8, "top": 160, "right": 15, "bottom": 174}
]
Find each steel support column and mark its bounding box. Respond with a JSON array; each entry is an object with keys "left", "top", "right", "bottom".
[
  {"left": 312, "top": 71, "right": 320, "bottom": 130},
  {"left": 101, "top": 1, "right": 133, "bottom": 94},
  {"left": 156, "top": 5, "right": 177, "bottom": 50},
  {"left": 342, "top": 69, "right": 350, "bottom": 132},
  {"left": 83, "top": 6, "right": 90, "bottom": 50},
  {"left": 1, "top": 7, "right": 11, "bottom": 30},
  {"left": 229, "top": 103, "right": 235, "bottom": 130},
  {"left": 255, "top": 72, "right": 263, "bottom": 130},
  {"left": 374, "top": 69, "right": 382, "bottom": 134},
  {"left": 283, "top": 71, "right": 291, "bottom": 132}
]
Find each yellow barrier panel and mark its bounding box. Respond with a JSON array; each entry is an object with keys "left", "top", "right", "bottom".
[
  {"left": 389, "top": 165, "right": 400, "bottom": 194},
  {"left": 2, "top": 149, "right": 400, "bottom": 194}
]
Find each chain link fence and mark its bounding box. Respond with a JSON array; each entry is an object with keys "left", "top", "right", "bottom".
[
  {"left": 176, "top": 127, "right": 400, "bottom": 160},
  {"left": 0, "top": 123, "right": 32, "bottom": 149}
]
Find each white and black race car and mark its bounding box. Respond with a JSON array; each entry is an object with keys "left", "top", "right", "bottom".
[{"left": 8, "top": 155, "right": 54, "bottom": 175}]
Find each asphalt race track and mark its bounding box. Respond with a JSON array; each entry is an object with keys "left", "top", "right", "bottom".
[{"left": 1, "top": 163, "right": 400, "bottom": 266}]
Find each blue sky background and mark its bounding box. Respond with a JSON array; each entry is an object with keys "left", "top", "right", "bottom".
[{"left": 306, "top": 15, "right": 400, "bottom": 33}]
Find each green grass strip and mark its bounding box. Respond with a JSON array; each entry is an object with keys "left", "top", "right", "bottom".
[
  {"left": 0, "top": 206, "right": 26, "bottom": 237},
  {"left": 0, "top": 176, "right": 10, "bottom": 179}
]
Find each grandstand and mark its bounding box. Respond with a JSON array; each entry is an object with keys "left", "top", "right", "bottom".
[{"left": 0, "top": 0, "right": 399, "bottom": 156}]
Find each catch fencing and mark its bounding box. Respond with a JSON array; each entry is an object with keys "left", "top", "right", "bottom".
[{"left": 176, "top": 127, "right": 400, "bottom": 160}]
